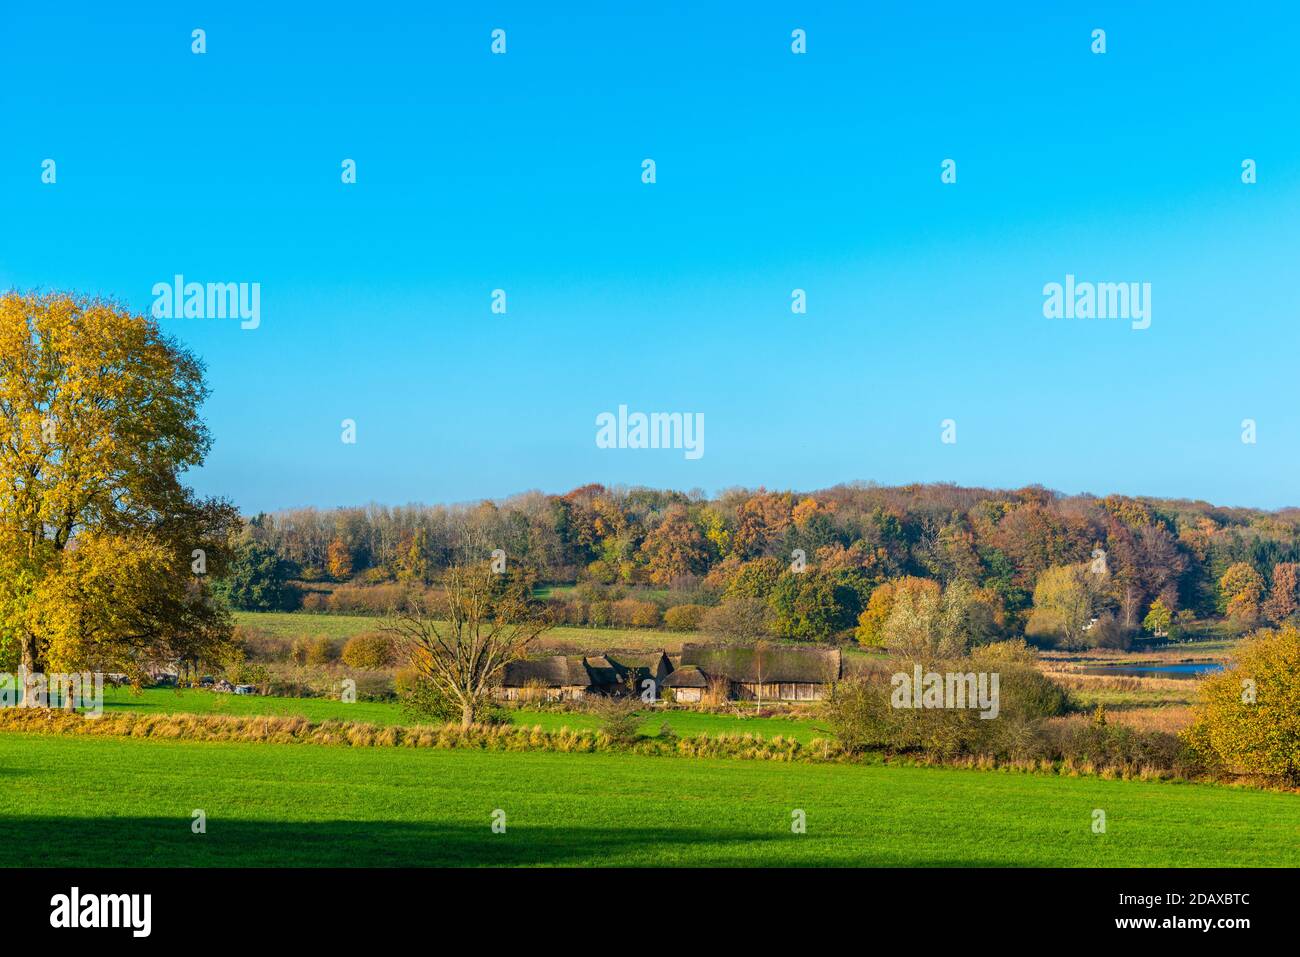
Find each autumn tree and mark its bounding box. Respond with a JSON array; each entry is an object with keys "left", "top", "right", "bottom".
[
  {"left": 722, "top": 556, "right": 783, "bottom": 600},
  {"left": 1186, "top": 625, "right": 1300, "bottom": 782},
  {"left": 731, "top": 491, "right": 793, "bottom": 558},
  {"left": 326, "top": 537, "right": 354, "bottom": 581},
  {"left": 699, "top": 506, "right": 731, "bottom": 559},
  {"left": 0, "top": 292, "right": 238, "bottom": 700},
  {"left": 1263, "top": 562, "right": 1300, "bottom": 623},
  {"left": 855, "top": 577, "right": 938, "bottom": 647},
  {"left": 638, "top": 504, "right": 707, "bottom": 586},
  {"left": 1025, "top": 564, "right": 1107, "bottom": 649},
  {"left": 1143, "top": 598, "right": 1173, "bottom": 637},
  {"left": 382, "top": 563, "right": 552, "bottom": 726},
  {"left": 395, "top": 528, "right": 431, "bottom": 583},
  {"left": 880, "top": 579, "right": 986, "bottom": 660},
  {"left": 790, "top": 496, "right": 826, "bottom": 528},
  {"left": 1219, "top": 562, "right": 1265, "bottom": 623},
  {"left": 1105, "top": 520, "right": 1186, "bottom": 628}
]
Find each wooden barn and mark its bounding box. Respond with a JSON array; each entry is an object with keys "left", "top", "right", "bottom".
[{"left": 679, "top": 643, "right": 842, "bottom": 701}]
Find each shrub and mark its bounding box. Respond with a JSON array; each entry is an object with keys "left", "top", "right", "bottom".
[
  {"left": 576, "top": 581, "right": 624, "bottom": 603},
  {"left": 587, "top": 695, "right": 642, "bottom": 744},
  {"left": 345, "top": 671, "right": 396, "bottom": 701},
  {"left": 610, "top": 598, "right": 639, "bottom": 627},
  {"left": 968, "top": 637, "right": 1038, "bottom": 665},
  {"left": 629, "top": 601, "right": 662, "bottom": 628},
  {"left": 341, "top": 632, "right": 395, "bottom": 670},
  {"left": 304, "top": 636, "right": 340, "bottom": 665},
  {"left": 548, "top": 599, "right": 588, "bottom": 626},
  {"left": 289, "top": 636, "right": 311, "bottom": 665},
  {"left": 299, "top": 592, "right": 329, "bottom": 613},
  {"left": 233, "top": 626, "right": 291, "bottom": 663},
  {"left": 223, "top": 658, "right": 270, "bottom": 691},
  {"left": 328, "top": 583, "right": 413, "bottom": 615},
  {"left": 822, "top": 658, "right": 1073, "bottom": 760},
  {"left": 663, "top": 604, "right": 708, "bottom": 632},
  {"left": 394, "top": 668, "right": 460, "bottom": 724},
  {"left": 988, "top": 663, "right": 1074, "bottom": 721},
  {"left": 587, "top": 601, "right": 612, "bottom": 627},
  {"left": 822, "top": 676, "right": 897, "bottom": 753},
  {"left": 1046, "top": 717, "right": 1191, "bottom": 776}
]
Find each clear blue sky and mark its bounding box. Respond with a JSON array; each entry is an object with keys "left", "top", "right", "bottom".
[{"left": 3, "top": 2, "right": 1298, "bottom": 512}]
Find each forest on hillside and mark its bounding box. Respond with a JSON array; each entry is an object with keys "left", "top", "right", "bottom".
[{"left": 222, "top": 483, "right": 1300, "bottom": 650}]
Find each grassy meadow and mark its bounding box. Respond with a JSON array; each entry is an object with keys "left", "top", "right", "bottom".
[
  {"left": 235, "top": 610, "right": 693, "bottom": 654},
  {"left": 99, "top": 686, "right": 825, "bottom": 741},
  {"left": 3, "top": 732, "right": 1297, "bottom": 867},
  {"left": 5, "top": 615, "right": 1290, "bottom": 869}
]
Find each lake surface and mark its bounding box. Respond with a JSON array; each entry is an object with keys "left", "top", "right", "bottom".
[{"left": 1078, "top": 662, "right": 1225, "bottom": 679}]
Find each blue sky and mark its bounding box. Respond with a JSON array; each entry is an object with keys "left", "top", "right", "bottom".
[{"left": 3, "top": 2, "right": 1298, "bottom": 512}]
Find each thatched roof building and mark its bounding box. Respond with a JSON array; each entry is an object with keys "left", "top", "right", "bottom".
[
  {"left": 679, "top": 643, "right": 841, "bottom": 701},
  {"left": 662, "top": 665, "right": 707, "bottom": 688},
  {"left": 496, "top": 650, "right": 674, "bottom": 700},
  {"left": 495, "top": 645, "right": 838, "bottom": 704},
  {"left": 498, "top": 655, "right": 591, "bottom": 700},
  {"left": 661, "top": 664, "right": 708, "bottom": 702}
]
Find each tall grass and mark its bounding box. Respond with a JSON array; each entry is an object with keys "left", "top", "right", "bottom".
[{"left": 0, "top": 707, "right": 830, "bottom": 762}]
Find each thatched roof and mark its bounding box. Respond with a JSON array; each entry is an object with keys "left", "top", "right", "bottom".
[
  {"left": 680, "top": 643, "right": 841, "bottom": 684},
  {"left": 583, "top": 655, "right": 619, "bottom": 687},
  {"left": 662, "top": 665, "right": 707, "bottom": 689},
  {"left": 501, "top": 650, "right": 675, "bottom": 690},
  {"left": 501, "top": 655, "right": 589, "bottom": 688}
]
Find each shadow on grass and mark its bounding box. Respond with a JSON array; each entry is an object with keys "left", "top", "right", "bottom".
[{"left": 0, "top": 816, "right": 787, "bottom": 867}]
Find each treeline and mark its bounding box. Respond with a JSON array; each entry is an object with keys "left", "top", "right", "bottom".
[{"left": 222, "top": 482, "right": 1300, "bottom": 647}]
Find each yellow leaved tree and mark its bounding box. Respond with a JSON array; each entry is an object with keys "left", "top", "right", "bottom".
[
  {"left": 0, "top": 292, "right": 239, "bottom": 702},
  {"left": 1185, "top": 625, "right": 1300, "bottom": 782}
]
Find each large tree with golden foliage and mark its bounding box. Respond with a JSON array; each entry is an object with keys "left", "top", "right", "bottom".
[
  {"left": 638, "top": 504, "right": 707, "bottom": 586},
  {"left": 0, "top": 292, "right": 238, "bottom": 699},
  {"left": 1219, "top": 561, "right": 1265, "bottom": 623},
  {"left": 1186, "top": 625, "right": 1300, "bottom": 783}
]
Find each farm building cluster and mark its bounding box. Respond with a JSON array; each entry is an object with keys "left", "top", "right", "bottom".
[{"left": 496, "top": 643, "right": 842, "bottom": 704}]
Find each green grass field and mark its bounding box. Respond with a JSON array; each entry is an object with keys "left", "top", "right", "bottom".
[
  {"left": 99, "top": 687, "right": 825, "bottom": 741},
  {"left": 235, "top": 610, "right": 694, "bottom": 652},
  {"left": 2, "top": 732, "right": 1296, "bottom": 866}
]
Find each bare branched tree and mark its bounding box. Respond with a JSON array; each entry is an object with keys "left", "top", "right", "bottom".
[{"left": 383, "top": 562, "right": 551, "bottom": 727}]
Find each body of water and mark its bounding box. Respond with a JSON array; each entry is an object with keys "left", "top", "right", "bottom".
[{"left": 1078, "top": 662, "right": 1225, "bottom": 679}]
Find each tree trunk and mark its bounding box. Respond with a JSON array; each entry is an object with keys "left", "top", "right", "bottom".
[
  {"left": 19, "top": 632, "right": 40, "bottom": 708},
  {"left": 461, "top": 701, "right": 475, "bottom": 728}
]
